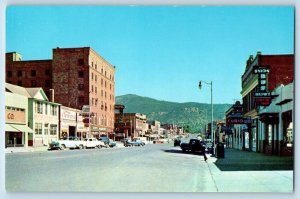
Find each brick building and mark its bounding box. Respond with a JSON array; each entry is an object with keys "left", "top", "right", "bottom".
[
  {"left": 6, "top": 47, "right": 116, "bottom": 137},
  {"left": 240, "top": 51, "right": 294, "bottom": 152}
]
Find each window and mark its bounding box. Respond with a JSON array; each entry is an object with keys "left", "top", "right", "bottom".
[
  {"left": 31, "top": 80, "right": 37, "bottom": 87},
  {"left": 101, "top": 78, "right": 103, "bottom": 85},
  {"left": 78, "top": 71, "right": 84, "bottom": 78},
  {"left": 45, "top": 80, "right": 51, "bottom": 87},
  {"left": 45, "top": 69, "right": 51, "bottom": 76},
  {"left": 45, "top": 104, "right": 48, "bottom": 115},
  {"left": 91, "top": 72, "right": 94, "bottom": 80},
  {"left": 7, "top": 71, "right": 12, "bottom": 77},
  {"left": 78, "top": 59, "right": 84, "bottom": 65},
  {"left": 91, "top": 85, "right": 94, "bottom": 92},
  {"left": 17, "top": 70, "right": 22, "bottom": 77},
  {"left": 35, "top": 123, "right": 42, "bottom": 135},
  {"left": 31, "top": 70, "right": 36, "bottom": 77},
  {"left": 35, "top": 102, "right": 43, "bottom": 114},
  {"left": 50, "top": 105, "right": 57, "bottom": 116},
  {"left": 78, "top": 84, "right": 84, "bottom": 90},
  {"left": 95, "top": 75, "right": 97, "bottom": 82},
  {"left": 50, "top": 124, "right": 57, "bottom": 135},
  {"left": 78, "top": 96, "right": 85, "bottom": 103},
  {"left": 44, "top": 123, "right": 49, "bottom": 135},
  {"left": 95, "top": 64, "right": 97, "bottom": 70},
  {"left": 95, "top": 87, "right": 97, "bottom": 94}
]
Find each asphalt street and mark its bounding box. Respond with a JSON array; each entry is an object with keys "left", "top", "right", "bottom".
[{"left": 5, "top": 144, "right": 293, "bottom": 192}]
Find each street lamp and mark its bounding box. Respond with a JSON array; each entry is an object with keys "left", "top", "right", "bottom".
[{"left": 198, "top": 80, "right": 215, "bottom": 151}]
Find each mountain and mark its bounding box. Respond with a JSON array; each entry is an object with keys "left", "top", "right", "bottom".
[{"left": 115, "top": 94, "right": 232, "bottom": 133}]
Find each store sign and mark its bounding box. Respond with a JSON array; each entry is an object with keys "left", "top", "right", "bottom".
[
  {"left": 61, "top": 109, "right": 76, "bottom": 121},
  {"left": 227, "top": 117, "right": 252, "bottom": 124},
  {"left": 253, "top": 65, "right": 274, "bottom": 106}
]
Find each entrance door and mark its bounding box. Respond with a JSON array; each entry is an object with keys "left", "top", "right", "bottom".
[{"left": 69, "top": 126, "right": 76, "bottom": 138}]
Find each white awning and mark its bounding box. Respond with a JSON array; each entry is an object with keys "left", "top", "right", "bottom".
[{"left": 5, "top": 124, "right": 34, "bottom": 133}]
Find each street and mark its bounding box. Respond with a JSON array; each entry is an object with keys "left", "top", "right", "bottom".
[{"left": 5, "top": 144, "right": 293, "bottom": 192}]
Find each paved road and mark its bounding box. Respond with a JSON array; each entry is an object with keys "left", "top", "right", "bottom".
[
  {"left": 5, "top": 144, "right": 293, "bottom": 192},
  {"left": 6, "top": 144, "right": 216, "bottom": 192}
]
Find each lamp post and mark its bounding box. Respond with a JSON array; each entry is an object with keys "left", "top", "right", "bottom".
[{"left": 199, "top": 80, "right": 214, "bottom": 152}]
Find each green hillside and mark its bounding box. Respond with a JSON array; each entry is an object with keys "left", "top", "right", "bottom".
[{"left": 116, "top": 94, "right": 232, "bottom": 133}]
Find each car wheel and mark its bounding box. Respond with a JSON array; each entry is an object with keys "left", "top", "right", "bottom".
[
  {"left": 79, "top": 145, "right": 84, "bottom": 149},
  {"left": 61, "top": 144, "right": 66, "bottom": 150}
]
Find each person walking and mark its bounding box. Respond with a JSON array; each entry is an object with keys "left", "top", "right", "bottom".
[{"left": 201, "top": 142, "right": 208, "bottom": 162}]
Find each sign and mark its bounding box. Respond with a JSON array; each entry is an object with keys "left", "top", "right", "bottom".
[
  {"left": 82, "top": 105, "right": 90, "bottom": 113},
  {"left": 61, "top": 109, "right": 76, "bottom": 121},
  {"left": 252, "top": 65, "right": 275, "bottom": 106},
  {"left": 227, "top": 117, "right": 252, "bottom": 124}
]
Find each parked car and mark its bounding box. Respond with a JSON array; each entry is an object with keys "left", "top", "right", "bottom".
[
  {"left": 174, "top": 138, "right": 181, "bottom": 147},
  {"left": 83, "top": 138, "right": 105, "bottom": 149},
  {"left": 125, "top": 139, "right": 142, "bottom": 147},
  {"left": 98, "top": 137, "right": 116, "bottom": 148},
  {"left": 56, "top": 137, "right": 85, "bottom": 149},
  {"left": 133, "top": 138, "right": 145, "bottom": 146},
  {"left": 180, "top": 138, "right": 204, "bottom": 153},
  {"left": 48, "top": 141, "right": 61, "bottom": 150}
]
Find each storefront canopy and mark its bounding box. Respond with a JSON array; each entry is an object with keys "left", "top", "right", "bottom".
[{"left": 5, "top": 124, "right": 34, "bottom": 133}]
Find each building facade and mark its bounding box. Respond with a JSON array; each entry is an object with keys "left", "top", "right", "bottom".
[
  {"left": 5, "top": 84, "right": 34, "bottom": 148},
  {"left": 240, "top": 52, "right": 294, "bottom": 152},
  {"left": 5, "top": 83, "right": 60, "bottom": 147},
  {"left": 6, "top": 47, "right": 116, "bottom": 138}
]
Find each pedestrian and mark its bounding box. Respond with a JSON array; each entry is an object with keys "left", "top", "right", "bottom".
[{"left": 201, "top": 143, "right": 208, "bottom": 162}]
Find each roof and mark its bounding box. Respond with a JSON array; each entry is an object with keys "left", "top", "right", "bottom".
[{"left": 5, "top": 83, "right": 49, "bottom": 101}]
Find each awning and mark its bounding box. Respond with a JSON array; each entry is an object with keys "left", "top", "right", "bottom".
[{"left": 5, "top": 124, "right": 34, "bottom": 133}]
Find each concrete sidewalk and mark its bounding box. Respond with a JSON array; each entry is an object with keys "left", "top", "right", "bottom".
[{"left": 206, "top": 148, "right": 294, "bottom": 192}]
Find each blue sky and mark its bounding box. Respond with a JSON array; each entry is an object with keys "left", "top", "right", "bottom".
[{"left": 6, "top": 6, "right": 294, "bottom": 104}]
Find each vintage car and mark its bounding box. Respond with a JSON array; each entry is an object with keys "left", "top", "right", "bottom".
[
  {"left": 180, "top": 138, "right": 204, "bottom": 153},
  {"left": 124, "top": 139, "right": 143, "bottom": 147}
]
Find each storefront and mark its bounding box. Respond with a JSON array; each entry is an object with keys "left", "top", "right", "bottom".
[{"left": 5, "top": 84, "right": 34, "bottom": 148}]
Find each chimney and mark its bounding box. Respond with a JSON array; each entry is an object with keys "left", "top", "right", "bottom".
[{"left": 49, "top": 89, "right": 55, "bottom": 102}]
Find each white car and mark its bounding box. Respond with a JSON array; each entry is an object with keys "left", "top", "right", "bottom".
[{"left": 83, "top": 138, "right": 105, "bottom": 149}]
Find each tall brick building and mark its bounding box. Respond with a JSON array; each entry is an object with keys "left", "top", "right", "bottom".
[
  {"left": 6, "top": 47, "right": 116, "bottom": 137},
  {"left": 240, "top": 51, "right": 294, "bottom": 152}
]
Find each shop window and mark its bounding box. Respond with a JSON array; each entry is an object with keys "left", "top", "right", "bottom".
[{"left": 44, "top": 123, "right": 49, "bottom": 135}]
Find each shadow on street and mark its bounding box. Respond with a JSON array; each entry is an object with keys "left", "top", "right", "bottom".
[
  {"left": 162, "top": 148, "right": 203, "bottom": 156},
  {"left": 214, "top": 148, "right": 294, "bottom": 171}
]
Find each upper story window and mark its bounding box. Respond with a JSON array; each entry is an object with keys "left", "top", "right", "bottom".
[
  {"left": 78, "top": 84, "right": 84, "bottom": 90},
  {"left": 35, "top": 101, "right": 43, "bottom": 114},
  {"left": 45, "top": 69, "right": 51, "bottom": 76},
  {"left": 78, "top": 71, "right": 84, "bottom": 78},
  {"left": 17, "top": 70, "right": 22, "bottom": 77},
  {"left": 50, "top": 105, "right": 57, "bottom": 116},
  {"left": 31, "top": 70, "right": 36, "bottom": 77},
  {"left": 7, "top": 71, "right": 12, "bottom": 77},
  {"left": 78, "top": 59, "right": 84, "bottom": 66},
  {"left": 31, "top": 80, "right": 37, "bottom": 87}
]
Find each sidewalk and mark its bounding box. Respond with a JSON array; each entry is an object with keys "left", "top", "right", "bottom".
[
  {"left": 5, "top": 146, "right": 49, "bottom": 153},
  {"left": 206, "top": 148, "right": 294, "bottom": 192}
]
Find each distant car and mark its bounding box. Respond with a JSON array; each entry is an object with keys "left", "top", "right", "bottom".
[
  {"left": 133, "top": 138, "right": 145, "bottom": 146},
  {"left": 174, "top": 138, "right": 181, "bottom": 147},
  {"left": 109, "top": 139, "right": 117, "bottom": 148},
  {"left": 125, "top": 139, "right": 142, "bottom": 147}
]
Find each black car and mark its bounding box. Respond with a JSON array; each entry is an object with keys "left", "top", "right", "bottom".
[
  {"left": 174, "top": 138, "right": 181, "bottom": 147},
  {"left": 180, "top": 138, "right": 204, "bottom": 153}
]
